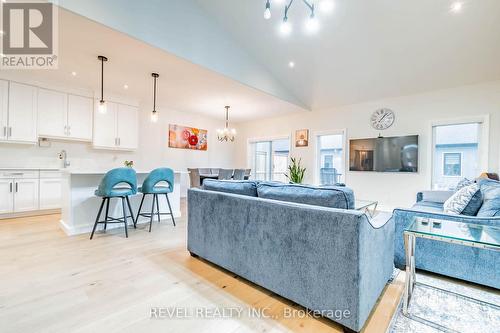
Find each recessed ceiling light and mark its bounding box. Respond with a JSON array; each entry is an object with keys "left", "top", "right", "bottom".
[
  {"left": 71, "top": 71, "right": 77, "bottom": 76},
  {"left": 450, "top": 2, "right": 463, "bottom": 13},
  {"left": 318, "top": 0, "right": 335, "bottom": 14},
  {"left": 288, "top": 61, "right": 295, "bottom": 68},
  {"left": 0, "top": 30, "right": 4, "bottom": 35},
  {"left": 123, "top": 84, "right": 129, "bottom": 89}
]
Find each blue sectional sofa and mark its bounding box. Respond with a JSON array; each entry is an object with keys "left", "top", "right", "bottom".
[
  {"left": 393, "top": 179, "right": 500, "bottom": 289},
  {"left": 188, "top": 180, "right": 394, "bottom": 332}
]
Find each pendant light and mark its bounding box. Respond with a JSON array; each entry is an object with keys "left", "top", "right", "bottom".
[
  {"left": 97, "top": 55, "right": 108, "bottom": 114},
  {"left": 217, "top": 106, "right": 236, "bottom": 142},
  {"left": 151, "top": 73, "right": 159, "bottom": 123}
]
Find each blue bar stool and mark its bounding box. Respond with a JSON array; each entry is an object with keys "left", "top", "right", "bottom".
[
  {"left": 90, "top": 168, "right": 137, "bottom": 239},
  {"left": 134, "top": 168, "right": 176, "bottom": 232}
]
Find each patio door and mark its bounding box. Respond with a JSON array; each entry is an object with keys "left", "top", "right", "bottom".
[{"left": 249, "top": 138, "right": 290, "bottom": 182}]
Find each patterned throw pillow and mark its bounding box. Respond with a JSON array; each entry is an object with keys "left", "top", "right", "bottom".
[
  {"left": 444, "top": 184, "right": 482, "bottom": 215},
  {"left": 455, "top": 178, "right": 473, "bottom": 192}
]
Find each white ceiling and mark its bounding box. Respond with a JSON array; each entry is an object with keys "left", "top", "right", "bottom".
[
  {"left": 197, "top": 0, "right": 500, "bottom": 109},
  {"left": 3, "top": 8, "right": 306, "bottom": 122}
]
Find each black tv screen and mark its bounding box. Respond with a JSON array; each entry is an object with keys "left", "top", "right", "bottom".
[{"left": 349, "top": 135, "right": 418, "bottom": 172}]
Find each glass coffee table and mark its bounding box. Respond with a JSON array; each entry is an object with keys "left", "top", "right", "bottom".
[
  {"left": 403, "top": 217, "right": 500, "bottom": 318},
  {"left": 354, "top": 200, "right": 378, "bottom": 217}
]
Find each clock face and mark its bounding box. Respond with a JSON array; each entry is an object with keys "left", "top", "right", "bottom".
[{"left": 371, "top": 108, "right": 395, "bottom": 130}]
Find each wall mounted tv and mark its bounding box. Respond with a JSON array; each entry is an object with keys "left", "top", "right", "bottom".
[{"left": 349, "top": 135, "right": 418, "bottom": 173}]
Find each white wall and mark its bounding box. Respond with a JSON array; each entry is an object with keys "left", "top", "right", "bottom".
[{"left": 234, "top": 81, "right": 500, "bottom": 210}]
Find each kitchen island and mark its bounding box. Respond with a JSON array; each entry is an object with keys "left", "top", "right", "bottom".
[{"left": 60, "top": 169, "right": 185, "bottom": 236}]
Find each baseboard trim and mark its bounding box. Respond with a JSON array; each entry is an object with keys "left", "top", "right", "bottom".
[{"left": 0, "top": 209, "right": 61, "bottom": 220}]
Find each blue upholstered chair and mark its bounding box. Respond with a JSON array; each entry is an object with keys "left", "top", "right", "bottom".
[
  {"left": 90, "top": 168, "right": 137, "bottom": 239},
  {"left": 135, "top": 168, "right": 176, "bottom": 232}
]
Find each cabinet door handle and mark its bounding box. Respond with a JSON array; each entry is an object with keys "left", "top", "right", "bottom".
[
  {"left": 3, "top": 126, "right": 6, "bottom": 138},
  {"left": 64, "top": 125, "right": 67, "bottom": 135},
  {"left": 9, "top": 182, "right": 12, "bottom": 193},
  {"left": 15, "top": 182, "right": 18, "bottom": 193},
  {"left": 8, "top": 127, "right": 12, "bottom": 137}
]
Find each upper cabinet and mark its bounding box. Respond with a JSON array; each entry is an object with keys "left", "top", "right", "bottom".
[
  {"left": 0, "top": 80, "right": 8, "bottom": 141},
  {"left": 38, "top": 89, "right": 93, "bottom": 141},
  {"left": 93, "top": 101, "right": 138, "bottom": 151},
  {"left": 38, "top": 88, "right": 67, "bottom": 138},
  {"left": 5, "top": 82, "right": 37, "bottom": 143},
  {"left": 67, "top": 95, "right": 93, "bottom": 140}
]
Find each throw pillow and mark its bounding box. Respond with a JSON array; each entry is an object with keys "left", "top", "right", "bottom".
[
  {"left": 444, "top": 184, "right": 482, "bottom": 215},
  {"left": 477, "top": 179, "right": 500, "bottom": 217},
  {"left": 455, "top": 178, "right": 473, "bottom": 192}
]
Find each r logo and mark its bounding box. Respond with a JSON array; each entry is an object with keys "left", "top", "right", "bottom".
[{"left": 2, "top": 2, "right": 53, "bottom": 55}]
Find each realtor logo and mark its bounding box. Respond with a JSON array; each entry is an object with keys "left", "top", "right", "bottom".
[{"left": 1, "top": 1, "right": 58, "bottom": 69}]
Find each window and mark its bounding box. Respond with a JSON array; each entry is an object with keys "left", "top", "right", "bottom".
[
  {"left": 443, "top": 153, "right": 462, "bottom": 176},
  {"left": 249, "top": 138, "right": 290, "bottom": 182},
  {"left": 432, "top": 122, "right": 481, "bottom": 190},
  {"left": 316, "top": 132, "right": 345, "bottom": 185}
]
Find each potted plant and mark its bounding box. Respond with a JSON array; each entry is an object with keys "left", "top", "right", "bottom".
[{"left": 285, "top": 157, "right": 306, "bottom": 184}]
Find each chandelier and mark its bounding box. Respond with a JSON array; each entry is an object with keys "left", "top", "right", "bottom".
[
  {"left": 217, "top": 106, "right": 236, "bottom": 142},
  {"left": 264, "top": 0, "right": 334, "bottom": 35}
]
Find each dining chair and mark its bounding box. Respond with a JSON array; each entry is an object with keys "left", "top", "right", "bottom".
[
  {"left": 233, "top": 169, "right": 245, "bottom": 180},
  {"left": 188, "top": 168, "right": 201, "bottom": 188},
  {"left": 210, "top": 168, "right": 220, "bottom": 176},
  {"left": 218, "top": 169, "right": 233, "bottom": 180},
  {"left": 244, "top": 169, "right": 251, "bottom": 180},
  {"left": 135, "top": 168, "right": 175, "bottom": 232},
  {"left": 90, "top": 167, "right": 137, "bottom": 239}
]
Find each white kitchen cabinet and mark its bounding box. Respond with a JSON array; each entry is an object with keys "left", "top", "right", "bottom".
[
  {"left": 37, "top": 88, "right": 67, "bottom": 138},
  {"left": 116, "top": 103, "right": 138, "bottom": 150},
  {"left": 0, "top": 179, "right": 14, "bottom": 214},
  {"left": 67, "top": 94, "right": 93, "bottom": 140},
  {"left": 93, "top": 101, "right": 138, "bottom": 150},
  {"left": 13, "top": 178, "right": 39, "bottom": 212},
  {"left": 8, "top": 82, "right": 37, "bottom": 143},
  {"left": 38, "top": 90, "right": 93, "bottom": 141},
  {"left": 0, "top": 80, "right": 8, "bottom": 141},
  {"left": 93, "top": 101, "right": 117, "bottom": 148},
  {"left": 39, "top": 178, "right": 62, "bottom": 210}
]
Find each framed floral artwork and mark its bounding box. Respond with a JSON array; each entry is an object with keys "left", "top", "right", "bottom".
[{"left": 168, "top": 124, "right": 208, "bottom": 150}]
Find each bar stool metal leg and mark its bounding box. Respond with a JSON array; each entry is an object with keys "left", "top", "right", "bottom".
[
  {"left": 125, "top": 196, "right": 135, "bottom": 228},
  {"left": 90, "top": 198, "right": 106, "bottom": 240},
  {"left": 155, "top": 194, "right": 161, "bottom": 223},
  {"left": 135, "top": 194, "right": 145, "bottom": 227},
  {"left": 104, "top": 197, "right": 110, "bottom": 231},
  {"left": 165, "top": 193, "right": 176, "bottom": 226},
  {"left": 122, "top": 197, "right": 128, "bottom": 238},
  {"left": 149, "top": 194, "right": 155, "bottom": 232}
]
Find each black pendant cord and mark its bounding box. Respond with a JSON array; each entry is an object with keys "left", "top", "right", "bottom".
[
  {"left": 152, "top": 73, "right": 159, "bottom": 113},
  {"left": 97, "top": 55, "right": 108, "bottom": 103},
  {"left": 153, "top": 76, "right": 157, "bottom": 111},
  {"left": 225, "top": 106, "right": 229, "bottom": 129},
  {"left": 100, "top": 58, "right": 104, "bottom": 101}
]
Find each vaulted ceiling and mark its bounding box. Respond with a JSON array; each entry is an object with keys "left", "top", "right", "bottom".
[{"left": 55, "top": 0, "right": 500, "bottom": 115}]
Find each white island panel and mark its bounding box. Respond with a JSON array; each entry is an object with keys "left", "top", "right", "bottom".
[{"left": 60, "top": 170, "right": 184, "bottom": 236}]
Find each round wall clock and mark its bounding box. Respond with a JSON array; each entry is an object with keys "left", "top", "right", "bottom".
[{"left": 370, "top": 108, "right": 395, "bottom": 130}]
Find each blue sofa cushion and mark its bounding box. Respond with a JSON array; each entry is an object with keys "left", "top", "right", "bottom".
[
  {"left": 444, "top": 184, "right": 482, "bottom": 216},
  {"left": 477, "top": 179, "right": 500, "bottom": 217},
  {"left": 202, "top": 179, "right": 258, "bottom": 197},
  {"left": 257, "top": 182, "right": 354, "bottom": 209},
  {"left": 411, "top": 201, "right": 445, "bottom": 214}
]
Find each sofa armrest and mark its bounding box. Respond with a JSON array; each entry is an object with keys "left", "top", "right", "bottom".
[{"left": 416, "top": 190, "right": 454, "bottom": 203}]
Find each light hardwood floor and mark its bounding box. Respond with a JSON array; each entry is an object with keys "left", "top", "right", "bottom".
[{"left": 0, "top": 201, "right": 404, "bottom": 333}]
